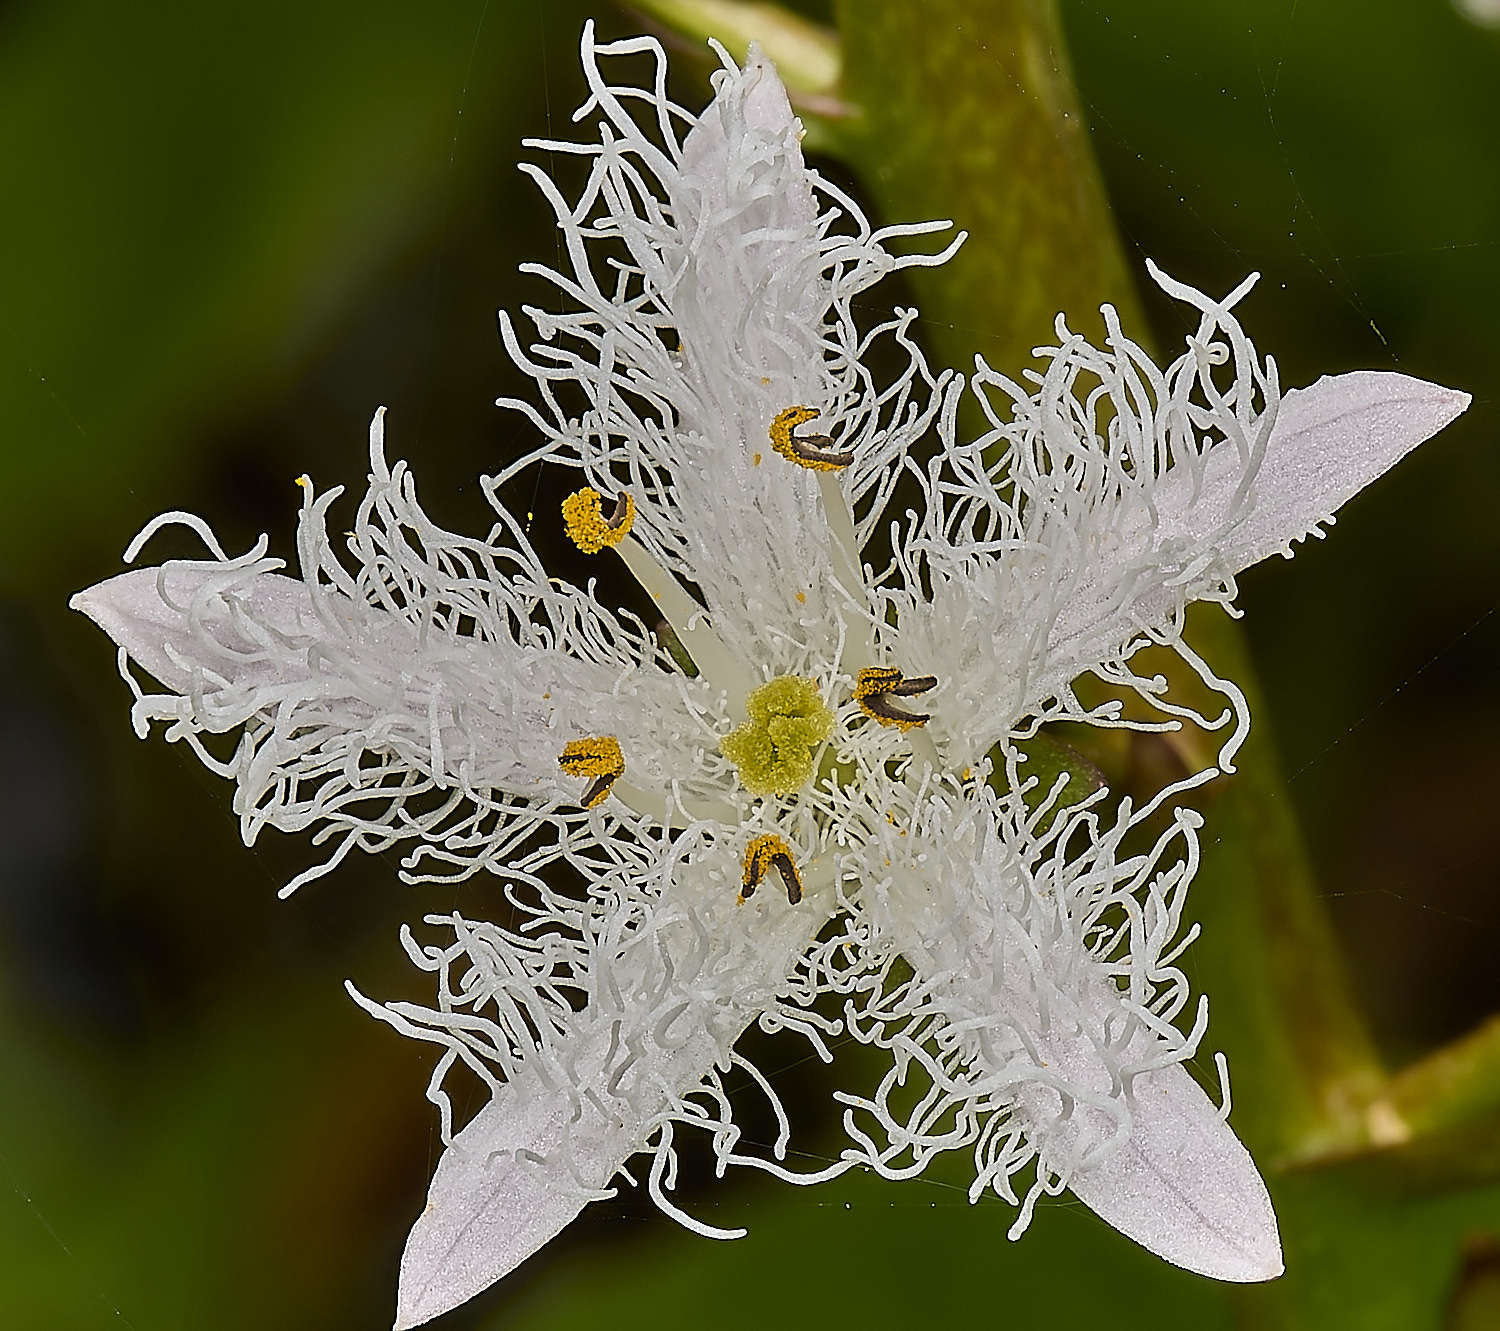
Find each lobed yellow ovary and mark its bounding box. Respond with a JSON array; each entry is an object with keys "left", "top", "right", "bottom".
[{"left": 720, "top": 675, "right": 834, "bottom": 797}]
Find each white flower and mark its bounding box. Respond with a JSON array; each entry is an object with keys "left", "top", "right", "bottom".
[{"left": 70, "top": 23, "right": 1467, "bottom": 1329}]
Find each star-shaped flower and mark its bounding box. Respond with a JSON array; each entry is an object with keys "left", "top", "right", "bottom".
[{"left": 71, "top": 24, "right": 1467, "bottom": 1329}]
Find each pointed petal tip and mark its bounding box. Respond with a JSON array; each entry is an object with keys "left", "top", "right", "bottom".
[
  {"left": 388, "top": 1091, "right": 610, "bottom": 1330},
  {"left": 69, "top": 578, "right": 119, "bottom": 623},
  {"left": 1182, "top": 1212, "right": 1284, "bottom": 1284},
  {"left": 1302, "top": 368, "right": 1471, "bottom": 435},
  {"left": 1067, "top": 1063, "right": 1284, "bottom": 1286},
  {"left": 1440, "top": 383, "right": 1472, "bottom": 424},
  {"left": 392, "top": 1284, "right": 463, "bottom": 1331}
]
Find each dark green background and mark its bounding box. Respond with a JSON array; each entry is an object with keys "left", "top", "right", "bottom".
[{"left": 0, "top": 2, "right": 1496, "bottom": 1327}]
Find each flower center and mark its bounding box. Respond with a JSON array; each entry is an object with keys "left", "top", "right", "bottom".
[{"left": 720, "top": 675, "right": 835, "bottom": 797}]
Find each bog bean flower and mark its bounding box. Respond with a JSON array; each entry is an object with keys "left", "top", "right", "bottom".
[{"left": 71, "top": 23, "right": 1468, "bottom": 1328}]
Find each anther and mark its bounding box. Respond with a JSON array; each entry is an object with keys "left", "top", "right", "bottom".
[
  {"left": 855, "top": 667, "right": 938, "bottom": 732},
  {"left": 741, "top": 833, "right": 804, "bottom": 905},
  {"left": 558, "top": 735, "right": 625, "bottom": 808},
  {"left": 562, "top": 487, "right": 635, "bottom": 554},
  {"left": 769, "top": 406, "right": 854, "bottom": 472}
]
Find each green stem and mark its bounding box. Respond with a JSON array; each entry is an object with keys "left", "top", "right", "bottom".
[
  {"left": 834, "top": 0, "right": 1142, "bottom": 376},
  {"left": 1391, "top": 1013, "right": 1500, "bottom": 1138},
  {"left": 1180, "top": 608, "right": 1387, "bottom": 1162}
]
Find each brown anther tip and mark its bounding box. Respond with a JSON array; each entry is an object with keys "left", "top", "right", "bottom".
[
  {"left": 579, "top": 773, "right": 618, "bottom": 809},
  {"left": 769, "top": 405, "right": 853, "bottom": 472},
  {"left": 855, "top": 667, "right": 938, "bottom": 732},
  {"left": 772, "top": 852, "right": 803, "bottom": 905},
  {"left": 890, "top": 674, "right": 937, "bottom": 697},
  {"left": 558, "top": 735, "right": 625, "bottom": 809},
  {"left": 789, "top": 435, "right": 856, "bottom": 468},
  {"left": 742, "top": 833, "right": 804, "bottom": 905},
  {"left": 861, "top": 694, "right": 932, "bottom": 730}
]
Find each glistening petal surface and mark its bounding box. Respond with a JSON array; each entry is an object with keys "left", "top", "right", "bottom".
[
  {"left": 391, "top": 1073, "right": 603, "bottom": 1329},
  {"left": 363, "top": 832, "right": 838, "bottom": 1323},
  {"left": 1161, "top": 369, "right": 1472, "bottom": 569},
  {"left": 1066, "top": 1063, "right": 1283, "bottom": 1282}
]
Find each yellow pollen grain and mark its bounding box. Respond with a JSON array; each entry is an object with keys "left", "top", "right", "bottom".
[
  {"left": 558, "top": 735, "right": 625, "bottom": 809},
  {"left": 753, "top": 452, "right": 762, "bottom": 466},
  {"left": 768, "top": 405, "right": 849, "bottom": 472},
  {"left": 562, "top": 487, "right": 635, "bottom": 554},
  {"left": 740, "top": 832, "right": 803, "bottom": 905},
  {"left": 796, "top": 591, "right": 806, "bottom": 604}
]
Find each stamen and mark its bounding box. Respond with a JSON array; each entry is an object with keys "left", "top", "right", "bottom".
[
  {"left": 769, "top": 406, "right": 854, "bottom": 472},
  {"left": 855, "top": 667, "right": 937, "bottom": 732},
  {"left": 558, "top": 735, "right": 625, "bottom": 808},
  {"left": 741, "top": 833, "right": 804, "bottom": 905},
  {"left": 562, "top": 487, "right": 636, "bottom": 553}
]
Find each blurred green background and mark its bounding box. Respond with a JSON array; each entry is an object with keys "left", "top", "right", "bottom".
[{"left": 1, "top": 1, "right": 1497, "bottom": 1327}]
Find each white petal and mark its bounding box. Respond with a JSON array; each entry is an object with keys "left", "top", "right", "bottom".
[
  {"left": 665, "top": 49, "right": 855, "bottom": 662},
  {"left": 389, "top": 879, "right": 834, "bottom": 1326},
  {"left": 393, "top": 1037, "right": 706, "bottom": 1329},
  {"left": 1035, "top": 372, "right": 1467, "bottom": 718},
  {"left": 1012, "top": 1006, "right": 1282, "bottom": 1283},
  {"left": 502, "top": 34, "right": 950, "bottom": 674},
  {"left": 1177, "top": 370, "right": 1471, "bottom": 569},
  {"left": 1067, "top": 1062, "right": 1283, "bottom": 1282},
  {"left": 393, "top": 1072, "right": 592, "bottom": 1329},
  {"left": 72, "top": 563, "right": 702, "bottom": 788},
  {"left": 70, "top": 566, "right": 320, "bottom": 694},
  {"left": 852, "top": 784, "right": 1278, "bottom": 1280},
  {"left": 933, "top": 277, "right": 1472, "bottom": 750}
]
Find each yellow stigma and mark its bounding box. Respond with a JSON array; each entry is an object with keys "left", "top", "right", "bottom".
[
  {"left": 855, "top": 667, "right": 938, "bottom": 732},
  {"left": 558, "top": 735, "right": 625, "bottom": 808},
  {"left": 768, "top": 406, "right": 854, "bottom": 471},
  {"left": 741, "top": 833, "right": 804, "bottom": 905},
  {"left": 720, "top": 675, "right": 835, "bottom": 797},
  {"left": 562, "top": 487, "right": 635, "bottom": 554}
]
